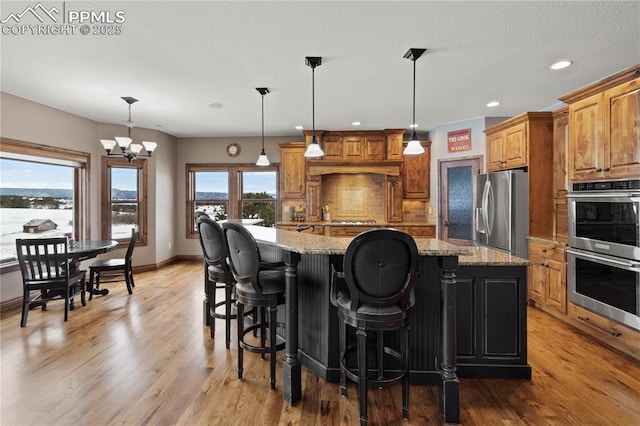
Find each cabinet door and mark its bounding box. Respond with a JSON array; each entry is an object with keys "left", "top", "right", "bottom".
[
  {"left": 365, "top": 135, "right": 385, "bottom": 160},
  {"left": 280, "top": 146, "right": 306, "bottom": 198},
  {"left": 546, "top": 258, "right": 567, "bottom": 314},
  {"left": 305, "top": 180, "right": 321, "bottom": 221},
  {"left": 486, "top": 132, "right": 505, "bottom": 171},
  {"left": 527, "top": 255, "right": 546, "bottom": 303},
  {"left": 504, "top": 122, "right": 528, "bottom": 169},
  {"left": 385, "top": 130, "right": 404, "bottom": 160},
  {"left": 402, "top": 142, "right": 430, "bottom": 199},
  {"left": 553, "top": 111, "right": 569, "bottom": 197},
  {"left": 604, "top": 79, "right": 640, "bottom": 179},
  {"left": 322, "top": 135, "right": 343, "bottom": 160},
  {"left": 342, "top": 136, "right": 364, "bottom": 161},
  {"left": 386, "top": 176, "right": 403, "bottom": 222},
  {"left": 569, "top": 93, "right": 604, "bottom": 181}
]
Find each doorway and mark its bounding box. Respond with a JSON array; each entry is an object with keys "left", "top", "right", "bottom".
[{"left": 438, "top": 157, "right": 482, "bottom": 242}]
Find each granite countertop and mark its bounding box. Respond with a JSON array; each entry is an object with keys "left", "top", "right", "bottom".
[
  {"left": 246, "top": 225, "right": 465, "bottom": 256},
  {"left": 276, "top": 221, "right": 438, "bottom": 227},
  {"left": 457, "top": 245, "right": 531, "bottom": 266},
  {"left": 527, "top": 235, "right": 569, "bottom": 247}
]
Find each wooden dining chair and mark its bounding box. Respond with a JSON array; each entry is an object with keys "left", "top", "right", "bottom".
[
  {"left": 87, "top": 228, "right": 138, "bottom": 299},
  {"left": 16, "top": 237, "right": 87, "bottom": 326}
]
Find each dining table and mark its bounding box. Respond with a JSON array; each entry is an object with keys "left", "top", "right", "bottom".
[{"left": 68, "top": 240, "right": 118, "bottom": 296}]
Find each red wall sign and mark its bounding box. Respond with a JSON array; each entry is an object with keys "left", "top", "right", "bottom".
[{"left": 447, "top": 128, "right": 471, "bottom": 152}]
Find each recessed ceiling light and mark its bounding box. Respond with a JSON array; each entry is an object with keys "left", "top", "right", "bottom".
[
  {"left": 295, "top": 125, "right": 303, "bottom": 130},
  {"left": 550, "top": 60, "right": 573, "bottom": 70},
  {"left": 208, "top": 102, "right": 224, "bottom": 109},
  {"left": 486, "top": 101, "right": 500, "bottom": 107},
  {"left": 352, "top": 121, "right": 361, "bottom": 126}
]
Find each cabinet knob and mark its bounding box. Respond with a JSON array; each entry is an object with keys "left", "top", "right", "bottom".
[
  {"left": 603, "top": 168, "right": 610, "bottom": 172},
  {"left": 542, "top": 249, "right": 547, "bottom": 253},
  {"left": 596, "top": 168, "right": 603, "bottom": 172}
]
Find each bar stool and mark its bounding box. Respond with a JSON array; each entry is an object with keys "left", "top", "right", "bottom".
[
  {"left": 331, "top": 228, "right": 419, "bottom": 425},
  {"left": 196, "top": 214, "right": 237, "bottom": 347},
  {"left": 222, "top": 222, "right": 286, "bottom": 390}
]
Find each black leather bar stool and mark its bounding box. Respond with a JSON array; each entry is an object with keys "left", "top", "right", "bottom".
[
  {"left": 196, "top": 214, "right": 237, "bottom": 347},
  {"left": 222, "top": 222, "right": 286, "bottom": 390},
  {"left": 331, "top": 228, "right": 419, "bottom": 425}
]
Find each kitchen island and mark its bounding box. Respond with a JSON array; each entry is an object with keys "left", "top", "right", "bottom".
[{"left": 245, "top": 226, "right": 531, "bottom": 423}]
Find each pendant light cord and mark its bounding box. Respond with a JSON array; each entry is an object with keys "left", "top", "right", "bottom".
[
  {"left": 261, "top": 93, "right": 265, "bottom": 149},
  {"left": 312, "top": 66, "right": 316, "bottom": 141},
  {"left": 412, "top": 58, "right": 416, "bottom": 138}
]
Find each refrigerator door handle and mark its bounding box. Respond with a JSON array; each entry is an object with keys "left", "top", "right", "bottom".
[
  {"left": 482, "top": 180, "right": 492, "bottom": 236},
  {"left": 475, "top": 207, "right": 485, "bottom": 234}
]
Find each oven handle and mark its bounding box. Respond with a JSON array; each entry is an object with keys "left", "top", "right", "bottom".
[
  {"left": 567, "top": 193, "right": 640, "bottom": 200},
  {"left": 567, "top": 248, "right": 640, "bottom": 270}
]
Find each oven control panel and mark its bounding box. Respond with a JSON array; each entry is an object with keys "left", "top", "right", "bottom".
[{"left": 572, "top": 179, "right": 640, "bottom": 192}]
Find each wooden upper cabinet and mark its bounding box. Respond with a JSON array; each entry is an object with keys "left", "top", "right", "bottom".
[
  {"left": 552, "top": 107, "right": 569, "bottom": 198},
  {"left": 402, "top": 141, "right": 431, "bottom": 199},
  {"left": 322, "top": 135, "right": 343, "bottom": 160},
  {"left": 486, "top": 132, "right": 505, "bottom": 171},
  {"left": 385, "top": 129, "right": 404, "bottom": 160},
  {"left": 567, "top": 94, "right": 604, "bottom": 180},
  {"left": 386, "top": 176, "right": 403, "bottom": 222},
  {"left": 365, "top": 135, "right": 385, "bottom": 160},
  {"left": 342, "top": 135, "right": 364, "bottom": 161},
  {"left": 560, "top": 65, "right": 640, "bottom": 181},
  {"left": 605, "top": 79, "right": 640, "bottom": 179},
  {"left": 279, "top": 142, "right": 306, "bottom": 199},
  {"left": 504, "top": 122, "right": 528, "bottom": 169},
  {"left": 486, "top": 118, "right": 538, "bottom": 171}
]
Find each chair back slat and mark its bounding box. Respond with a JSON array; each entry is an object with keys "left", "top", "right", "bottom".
[
  {"left": 16, "top": 238, "right": 69, "bottom": 283},
  {"left": 125, "top": 228, "right": 138, "bottom": 265}
]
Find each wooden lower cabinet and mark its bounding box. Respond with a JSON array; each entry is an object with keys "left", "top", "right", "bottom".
[
  {"left": 568, "top": 302, "right": 640, "bottom": 361},
  {"left": 410, "top": 225, "right": 435, "bottom": 238},
  {"left": 527, "top": 239, "right": 567, "bottom": 314},
  {"left": 328, "top": 226, "right": 376, "bottom": 237},
  {"left": 455, "top": 265, "right": 531, "bottom": 378}
]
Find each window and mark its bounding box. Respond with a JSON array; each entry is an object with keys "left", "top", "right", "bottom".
[
  {"left": 240, "top": 169, "right": 277, "bottom": 227},
  {"left": 102, "top": 157, "right": 147, "bottom": 245},
  {"left": 0, "top": 138, "right": 89, "bottom": 270},
  {"left": 186, "top": 163, "right": 278, "bottom": 237}
]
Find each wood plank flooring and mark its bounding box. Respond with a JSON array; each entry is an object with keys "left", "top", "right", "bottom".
[{"left": 2, "top": 261, "right": 640, "bottom": 425}]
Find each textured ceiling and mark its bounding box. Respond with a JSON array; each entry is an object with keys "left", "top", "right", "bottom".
[{"left": 1, "top": 1, "right": 639, "bottom": 138}]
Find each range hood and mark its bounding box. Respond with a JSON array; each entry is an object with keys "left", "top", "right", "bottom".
[{"left": 307, "top": 160, "right": 402, "bottom": 177}]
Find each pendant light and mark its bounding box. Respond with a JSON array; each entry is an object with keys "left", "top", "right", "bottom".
[
  {"left": 255, "top": 87, "right": 270, "bottom": 166},
  {"left": 304, "top": 56, "right": 324, "bottom": 158},
  {"left": 403, "top": 48, "right": 427, "bottom": 155},
  {"left": 100, "top": 97, "right": 157, "bottom": 163}
]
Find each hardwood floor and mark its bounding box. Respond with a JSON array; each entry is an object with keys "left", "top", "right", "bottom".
[{"left": 2, "top": 261, "right": 640, "bottom": 425}]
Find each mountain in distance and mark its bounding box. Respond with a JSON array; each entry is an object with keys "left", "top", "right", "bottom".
[
  {"left": 0, "top": 188, "right": 138, "bottom": 200},
  {"left": 0, "top": 187, "right": 72, "bottom": 198}
]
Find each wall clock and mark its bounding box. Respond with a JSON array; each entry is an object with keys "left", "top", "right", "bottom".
[{"left": 226, "top": 143, "right": 240, "bottom": 157}]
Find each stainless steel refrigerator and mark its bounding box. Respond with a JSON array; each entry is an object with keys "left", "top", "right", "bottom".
[{"left": 473, "top": 169, "right": 528, "bottom": 258}]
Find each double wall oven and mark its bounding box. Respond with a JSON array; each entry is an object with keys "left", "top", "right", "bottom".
[{"left": 567, "top": 179, "right": 640, "bottom": 331}]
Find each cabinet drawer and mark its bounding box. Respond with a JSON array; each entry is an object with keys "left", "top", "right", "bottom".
[
  {"left": 329, "top": 226, "right": 376, "bottom": 237},
  {"left": 411, "top": 226, "right": 435, "bottom": 237},
  {"left": 276, "top": 224, "right": 324, "bottom": 235},
  {"left": 568, "top": 302, "right": 640, "bottom": 359},
  {"left": 528, "top": 240, "right": 565, "bottom": 262}
]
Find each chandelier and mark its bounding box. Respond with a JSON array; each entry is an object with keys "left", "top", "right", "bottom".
[{"left": 100, "top": 97, "right": 157, "bottom": 162}]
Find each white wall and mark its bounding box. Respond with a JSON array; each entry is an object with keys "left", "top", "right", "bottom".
[
  {"left": 428, "top": 116, "right": 509, "bottom": 237},
  {"left": 0, "top": 92, "right": 178, "bottom": 302},
  {"left": 175, "top": 135, "right": 300, "bottom": 257}
]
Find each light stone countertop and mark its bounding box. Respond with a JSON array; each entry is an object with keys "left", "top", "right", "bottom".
[
  {"left": 246, "top": 225, "right": 466, "bottom": 256},
  {"left": 457, "top": 245, "right": 531, "bottom": 266},
  {"left": 246, "top": 225, "right": 529, "bottom": 265},
  {"left": 276, "top": 221, "right": 438, "bottom": 227}
]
